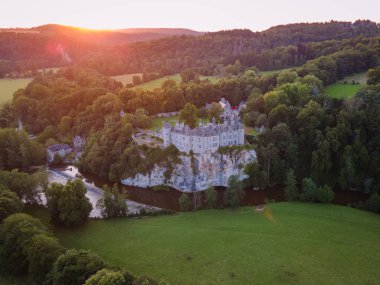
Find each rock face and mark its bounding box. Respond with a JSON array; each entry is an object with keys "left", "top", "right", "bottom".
[{"left": 121, "top": 149, "right": 256, "bottom": 192}]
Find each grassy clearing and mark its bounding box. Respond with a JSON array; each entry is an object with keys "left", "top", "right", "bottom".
[
  {"left": 111, "top": 73, "right": 143, "bottom": 86},
  {"left": 244, "top": 127, "right": 258, "bottom": 136},
  {"left": 259, "top": 67, "right": 298, "bottom": 77},
  {"left": 26, "top": 203, "right": 380, "bottom": 285},
  {"left": 150, "top": 115, "right": 179, "bottom": 130},
  {"left": 0, "top": 78, "right": 31, "bottom": 106},
  {"left": 324, "top": 72, "right": 367, "bottom": 99},
  {"left": 131, "top": 74, "right": 220, "bottom": 91}
]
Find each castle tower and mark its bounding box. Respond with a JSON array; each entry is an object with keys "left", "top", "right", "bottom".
[{"left": 162, "top": 121, "right": 171, "bottom": 147}]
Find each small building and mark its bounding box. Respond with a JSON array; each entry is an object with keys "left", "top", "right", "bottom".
[
  {"left": 47, "top": 144, "right": 72, "bottom": 163},
  {"left": 73, "top": 136, "right": 86, "bottom": 150}
]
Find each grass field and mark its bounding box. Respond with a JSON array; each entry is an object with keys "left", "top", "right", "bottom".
[
  {"left": 0, "top": 78, "right": 32, "bottom": 106},
  {"left": 25, "top": 203, "right": 380, "bottom": 285},
  {"left": 131, "top": 74, "right": 220, "bottom": 91},
  {"left": 111, "top": 73, "right": 143, "bottom": 86},
  {"left": 260, "top": 67, "right": 298, "bottom": 77},
  {"left": 324, "top": 72, "right": 367, "bottom": 99},
  {"left": 150, "top": 115, "right": 180, "bottom": 130}
]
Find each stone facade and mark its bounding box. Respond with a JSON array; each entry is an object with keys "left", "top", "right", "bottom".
[
  {"left": 121, "top": 149, "right": 256, "bottom": 192},
  {"left": 162, "top": 99, "right": 244, "bottom": 154}
]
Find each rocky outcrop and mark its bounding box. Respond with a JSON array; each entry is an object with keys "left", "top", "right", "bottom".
[{"left": 121, "top": 149, "right": 256, "bottom": 192}]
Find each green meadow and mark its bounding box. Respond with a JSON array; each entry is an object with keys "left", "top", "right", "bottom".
[
  {"left": 0, "top": 78, "right": 32, "bottom": 106},
  {"left": 131, "top": 74, "right": 220, "bottom": 91},
  {"left": 25, "top": 203, "right": 380, "bottom": 285},
  {"left": 324, "top": 72, "right": 367, "bottom": 99}
]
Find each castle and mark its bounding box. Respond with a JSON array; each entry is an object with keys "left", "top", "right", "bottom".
[{"left": 162, "top": 98, "right": 245, "bottom": 154}]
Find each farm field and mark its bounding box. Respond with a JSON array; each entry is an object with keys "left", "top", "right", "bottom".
[
  {"left": 131, "top": 74, "right": 220, "bottom": 90},
  {"left": 0, "top": 78, "right": 32, "bottom": 106},
  {"left": 324, "top": 72, "right": 367, "bottom": 99},
  {"left": 111, "top": 73, "right": 143, "bottom": 86},
  {"left": 26, "top": 203, "right": 380, "bottom": 285}
]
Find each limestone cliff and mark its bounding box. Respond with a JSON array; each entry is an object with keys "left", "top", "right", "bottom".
[{"left": 121, "top": 149, "right": 256, "bottom": 192}]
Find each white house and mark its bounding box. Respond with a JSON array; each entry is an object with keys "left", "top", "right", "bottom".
[{"left": 47, "top": 144, "right": 72, "bottom": 163}]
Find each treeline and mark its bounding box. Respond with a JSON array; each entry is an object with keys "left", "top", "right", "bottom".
[
  {"left": 80, "top": 21, "right": 380, "bottom": 75},
  {"left": 1, "top": 20, "right": 379, "bottom": 77},
  {"left": 242, "top": 69, "right": 380, "bottom": 205}
]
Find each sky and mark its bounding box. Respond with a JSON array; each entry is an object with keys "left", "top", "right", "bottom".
[{"left": 1, "top": 0, "right": 380, "bottom": 32}]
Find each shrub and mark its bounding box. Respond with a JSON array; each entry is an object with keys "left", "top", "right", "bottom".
[
  {"left": 0, "top": 213, "right": 46, "bottom": 276},
  {"left": 205, "top": 186, "right": 217, "bottom": 208},
  {"left": 224, "top": 175, "right": 245, "bottom": 208},
  {"left": 27, "top": 234, "right": 66, "bottom": 283},
  {"left": 317, "top": 185, "right": 335, "bottom": 203},
  {"left": 84, "top": 268, "right": 126, "bottom": 285},
  {"left": 179, "top": 193, "right": 190, "bottom": 211},
  {"left": 50, "top": 249, "right": 106, "bottom": 285},
  {"left": 300, "top": 178, "right": 319, "bottom": 202},
  {"left": 365, "top": 192, "right": 380, "bottom": 213},
  {"left": 284, "top": 169, "right": 298, "bottom": 201}
]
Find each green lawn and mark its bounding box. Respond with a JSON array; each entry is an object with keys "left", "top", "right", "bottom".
[
  {"left": 150, "top": 115, "right": 180, "bottom": 130},
  {"left": 111, "top": 73, "right": 143, "bottom": 86},
  {"left": 0, "top": 78, "right": 32, "bottom": 106},
  {"left": 131, "top": 74, "right": 220, "bottom": 91},
  {"left": 26, "top": 203, "right": 380, "bottom": 285},
  {"left": 324, "top": 72, "right": 367, "bottom": 99}
]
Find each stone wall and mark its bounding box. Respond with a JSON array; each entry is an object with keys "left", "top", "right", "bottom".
[{"left": 121, "top": 149, "right": 256, "bottom": 192}]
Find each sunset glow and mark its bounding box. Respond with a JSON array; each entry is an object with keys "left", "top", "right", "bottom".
[{"left": 2, "top": 0, "right": 380, "bottom": 31}]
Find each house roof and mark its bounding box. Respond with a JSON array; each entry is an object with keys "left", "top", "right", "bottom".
[{"left": 47, "top": 144, "right": 71, "bottom": 152}]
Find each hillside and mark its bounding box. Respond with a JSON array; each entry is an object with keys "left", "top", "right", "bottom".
[{"left": 1, "top": 20, "right": 379, "bottom": 77}]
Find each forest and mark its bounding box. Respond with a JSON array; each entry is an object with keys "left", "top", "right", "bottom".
[
  {"left": 0, "top": 20, "right": 379, "bottom": 77},
  {"left": 0, "top": 20, "right": 379, "bottom": 214}
]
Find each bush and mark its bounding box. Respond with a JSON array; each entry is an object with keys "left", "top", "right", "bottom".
[
  {"left": 300, "top": 178, "right": 319, "bottom": 202},
  {"left": 0, "top": 213, "right": 46, "bottom": 276},
  {"left": 27, "top": 234, "right": 66, "bottom": 283},
  {"left": 317, "top": 185, "right": 335, "bottom": 203},
  {"left": 284, "top": 169, "right": 298, "bottom": 201},
  {"left": 50, "top": 249, "right": 106, "bottom": 285},
  {"left": 365, "top": 192, "right": 380, "bottom": 213},
  {"left": 224, "top": 175, "right": 245, "bottom": 208},
  {"left": 84, "top": 268, "right": 126, "bottom": 285},
  {"left": 205, "top": 186, "right": 217, "bottom": 208},
  {"left": 132, "top": 275, "right": 160, "bottom": 285},
  {"left": 179, "top": 193, "right": 190, "bottom": 211}
]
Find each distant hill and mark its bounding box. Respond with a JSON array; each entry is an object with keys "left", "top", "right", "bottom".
[
  {"left": 117, "top": 28, "right": 203, "bottom": 36},
  {"left": 0, "top": 20, "right": 379, "bottom": 77}
]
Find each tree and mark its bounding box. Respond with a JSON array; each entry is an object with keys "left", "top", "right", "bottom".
[
  {"left": 205, "top": 186, "right": 217, "bottom": 208},
  {"left": 0, "top": 186, "right": 23, "bottom": 222},
  {"left": 27, "top": 234, "right": 66, "bottom": 283},
  {"left": 300, "top": 178, "right": 319, "bottom": 202},
  {"left": 179, "top": 193, "right": 190, "bottom": 211},
  {"left": 0, "top": 213, "right": 46, "bottom": 276},
  {"left": 180, "top": 68, "right": 198, "bottom": 83},
  {"left": 365, "top": 192, "right": 380, "bottom": 213},
  {"left": 277, "top": 70, "right": 299, "bottom": 85},
  {"left": 179, "top": 103, "right": 198, "bottom": 128},
  {"left": 0, "top": 169, "right": 39, "bottom": 203},
  {"left": 207, "top": 102, "right": 223, "bottom": 123},
  {"left": 367, "top": 67, "right": 380, "bottom": 85},
  {"left": 284, "top": 169, "right": 298, "bottom": 201},
  {"left": 96, "top": 184, "right": 127, "bottom": 219},
  {"left": 50, "top": 249, "right": 106, "bottom": 285},
  {"left": 224, "top": 175, "right": 245, "bottom": 208},
  {"left": 317, "top": 185, "right": 335, "bottom": 203},
  {"left": 84, "top": 268, "right": 126, "bottom": 285},
  {"left": 46, "top": 180, "right": 92, "bottom": 226},
  {"left": 132, "top": 75, "right": 142, "bottom": 86}
]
